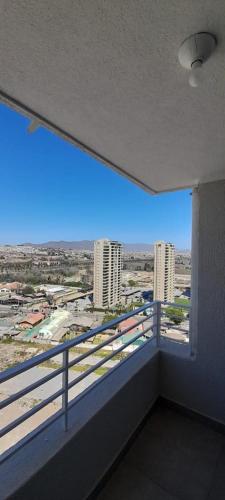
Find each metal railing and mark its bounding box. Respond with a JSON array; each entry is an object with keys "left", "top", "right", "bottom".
[{"left": 0, "top": 300, "right": 190, "bottom": 456}]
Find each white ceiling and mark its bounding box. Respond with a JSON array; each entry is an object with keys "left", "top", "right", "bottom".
[{"left": 1, "top": 1, "right": 225, "bottom": 193}]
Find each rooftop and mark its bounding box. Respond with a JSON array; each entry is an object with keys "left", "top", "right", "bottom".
[
  {"left": 22, "top": 309, "right": 70, "bottom": 341},
  {"left": 118, "top": 317, "right": 144, "bottom": 335},
  {"left": 19, "top": 312, "right": 44, "bottom": 326}
]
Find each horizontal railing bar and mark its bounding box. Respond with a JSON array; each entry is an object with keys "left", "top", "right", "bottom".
[
  {"left": 161, "top": 316, "right": 189, "bottom": 323},
  {"left": 0, "top": 302, "right": 156, "bottom": 384},
  {"left": 161, "top": 301, "right": 191, "bottom": 309},
  {"left": 67, "top": 333, "right": 156, "bottom": 412},
  {"left": 0, "top": 365, "right": 64, "bottom": 411},
  {"left": 161, "top": 309, "right": 189, "bottom": 321},
  {"left": 0, "top": 408, "right": 65, "bottom": 465},
  {"left": 160, "top": 335, "right": 188, "bottom": 344},
  {"left": 0, "top": 388, "right": 63, "bottom": 439},
  {"left": 0, "top": 314, "right": 155, "bottom": 411},
  {"left": 1, "top": 330, "right": 156, "bottom": 463},
  {"left": 161, "top": 324, "right": 189, "bottom": 334},
  {"left": 68, "top": 313, "right": 155, "bottom": 369},
  {"left": 0, "top": 298, "right": 192, "bottom": 448},
  {"left": 161, "top": 318, "right": 189, "bottom": 325},
  {"left": 68, "top": 326, "right": 154, "bottom": 392}
]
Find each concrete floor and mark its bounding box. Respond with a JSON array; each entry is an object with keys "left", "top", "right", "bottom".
[{"left": 97, "top": 405, "right": 225, "bottom": 500}]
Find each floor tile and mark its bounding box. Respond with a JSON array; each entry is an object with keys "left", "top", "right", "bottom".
[
  {"left": 97, "top": 461, "right": 177, "bottom": 500},
  {"left": 124, "top": 411, "right": 222, "bottom": 500},
  {"left": 208, "top": 443, "right": 225, "bottom": 500},
  {"left": 144, "top": 407, "right": 222, "bottom": 456},
  {"left": 97, "top": 406, "right": 225, "bottom": 500}
]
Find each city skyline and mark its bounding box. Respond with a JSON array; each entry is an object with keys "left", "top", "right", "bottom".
[{"left": 0, "top": 105, "right": 192, "bottom": 248}]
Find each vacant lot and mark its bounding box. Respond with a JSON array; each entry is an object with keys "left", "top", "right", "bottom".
[{"left": 0, "top": 340, "right": 52, "bottom": 371}]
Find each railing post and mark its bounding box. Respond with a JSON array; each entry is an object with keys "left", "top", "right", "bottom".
[
  {"left": 62, "top": 349, "right": 69, "bottom": 431},
  {"left": 157, "top": 301, "right": 161, "bottom": 346},
  {"left": 154, "top": 301, "right": 161, "bottom": 347}
]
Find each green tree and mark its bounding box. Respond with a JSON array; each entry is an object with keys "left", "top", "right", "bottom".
[
  {"left": 22, "top": 285, "right": 35, "bottom": 295},
  {"left": 102, "top": 313, "right": 117, "bottom": 325},
  {"left": 132, "top": 301, "right": 144, "bottom": 308},
  {"left": 166, "top": 307, "right": 184, "bottom": 325},
  {"left": 128, "top": 279, "right": 137, "bottom": 287}
]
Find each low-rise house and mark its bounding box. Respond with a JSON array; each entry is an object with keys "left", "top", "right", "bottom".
[
  {"left": 18, "top": 312, "right": 45, "bottom": 330},
  {"left": 1, "top": 282, "right": 22, "bottom": 293},
  {"left": 0, "top": 294, "right": 33, "bottom": 305},
  {"left": 114, "top": 316, "right": 152, "bottom": 352},
  {"left": 117, "top": 317, "right": 144, "bottom": 335}
]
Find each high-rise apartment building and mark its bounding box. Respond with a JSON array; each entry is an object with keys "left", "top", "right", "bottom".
[
  {"left": 94, "top": 239, "right": 122, "bottom": 308},
  {"left": 153, "top": 241, "right": 175, "bottom": 302}
]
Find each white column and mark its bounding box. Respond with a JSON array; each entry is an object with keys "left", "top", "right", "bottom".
[{"left": 161, "top": 180, "right": 225, "bottom": 424}]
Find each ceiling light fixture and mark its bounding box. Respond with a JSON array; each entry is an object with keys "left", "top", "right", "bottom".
[{"left": 178, "top": 32, "right": 217, "bottom": 88}]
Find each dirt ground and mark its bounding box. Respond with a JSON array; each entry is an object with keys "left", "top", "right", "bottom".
[
  {"left": 0, "top": 340, "right": 50, "bottom": 371},
  {"left": 0, "top": 340, "right": 61, "bottom": 455},
  {"left": 0, "top": 393, "right": 61, "bottom": 455}
]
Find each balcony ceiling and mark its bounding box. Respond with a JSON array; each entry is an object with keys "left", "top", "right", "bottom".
[{"left": 1, "top": 1, "right": 225, "bottom": 193}]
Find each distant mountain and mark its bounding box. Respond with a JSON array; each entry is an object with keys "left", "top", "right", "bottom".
[
  {"left": 21, "top": 240, "right": 94, "bottom": 250},
  {"left": 21, "top": 240, "right": 154, "bottom": 252},
  {"left": 123, "top": 243, "right": 154, "bottom": 253},
  {"left": 20, "top": 240, "right": 190, "bottom": 253}
]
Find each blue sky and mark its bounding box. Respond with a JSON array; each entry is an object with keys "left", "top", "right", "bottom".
[{"left": 0, "top": 105, "right": 191, "bottom": 248}]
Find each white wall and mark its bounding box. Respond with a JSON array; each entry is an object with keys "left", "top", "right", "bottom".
[{"left": 160, "top": 180, "right": 225, "bottom": 424}]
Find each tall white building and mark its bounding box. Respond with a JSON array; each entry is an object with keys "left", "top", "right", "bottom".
[
  {"left": 153, "top": 241, "right": 175, "bottom": 302},
  {"left": 94, "top": 239, "right": 122, "bottom": 308}
]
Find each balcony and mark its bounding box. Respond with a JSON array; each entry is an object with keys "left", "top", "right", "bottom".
[
  {"left": 0, "top": 302, "right": 189, "bottom": 489},
  {"left": 0, "top": 288, "right": 225, "bottom": 500},
  {"left": 1, "top": 301, "right": 188, "bottom": 449},
  {"left": 1, "top": 2, "right": 225, "bottom": 499},
  {"left": 1, "top": 292, "right": 223, "bottom": 500}
]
